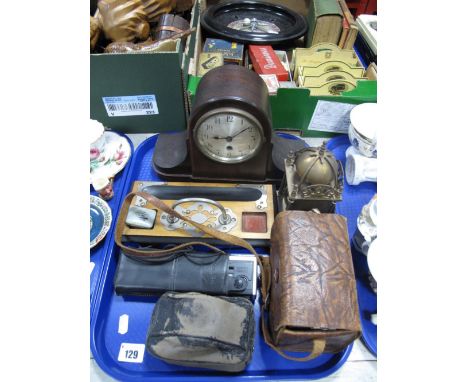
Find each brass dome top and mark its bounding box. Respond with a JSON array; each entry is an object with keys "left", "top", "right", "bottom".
[{"left": 294, "top": 143, "right": 340, "bottom": 187}]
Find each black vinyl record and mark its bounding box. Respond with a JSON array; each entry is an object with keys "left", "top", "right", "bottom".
[{"left": 201, "top": 0, "right": 308, "bottom": 45}]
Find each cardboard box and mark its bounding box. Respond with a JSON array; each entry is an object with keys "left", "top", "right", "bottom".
[
  {"left": 274, "top": 50, "right": 292, "bottom": 81},
  {"left": 92, "top": 0, "right": 377, "bottom": 137},
  {"left": 249, "top": 45, "right": 289, "bottom": 81},
  {"left": 197, "top": 52, "right": 224, "bottom": 76},
  {"left": 259, "top": 74, "right": 280, "bottom": 94},
  {"left": 203, "top": 38, "right": 244, "bottom": 64},
  {"left": 90, "top": 1, "right": 201, "bottom": 133},
  {"left": 186, "top": 2, "right": 376, "bottom": 138},
  {"left": 187, "top": 75, "right": 377, "bottom": 137}
]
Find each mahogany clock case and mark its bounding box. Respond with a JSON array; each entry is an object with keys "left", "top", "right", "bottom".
[
  {"left": 152, "top": 130, "right": 307, "bottom": 183},
  {"left": 188, "top": 65, "right": 272, "bottom": 181},
  {"left": 152, "top": 65, "right": 308, "bottom": 183}
]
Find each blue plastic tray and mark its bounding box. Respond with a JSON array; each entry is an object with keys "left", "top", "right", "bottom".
[
  {"left": 329, "top": 135, "right": 377, "bottom": 357},
  {"left": 91, "top": 134, "right": 355, "bottom": 381},
  {"left": 90, "top": 134, "right": 134, "bottom": 320}
]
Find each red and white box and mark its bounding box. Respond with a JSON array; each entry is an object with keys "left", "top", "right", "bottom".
[
  {"left": 248, "top": 45, "right": 289, "bottom": 81},
  {"left": 259, "top": 74, "right": 280, "bottom": 95}
]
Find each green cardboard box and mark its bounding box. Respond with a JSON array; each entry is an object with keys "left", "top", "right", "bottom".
[
  {"left": 187, "top": 75, "right": 376, "bottom": 137},
  {"left": 90, "top": 1, "right": 201, "bottom": 133},
  {"left": 91, "top": 0, "right": 376, "bottom": 137},
  {"left": 186, "top": 0, "right": 376, "bottom": 138},
  {"left": 183, "top": 0, "right": 377, "bottom": 137}
]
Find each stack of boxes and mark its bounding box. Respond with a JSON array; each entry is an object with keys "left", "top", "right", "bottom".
[{"left": 293, "top": 43, "right": 367, "bottom": 96}]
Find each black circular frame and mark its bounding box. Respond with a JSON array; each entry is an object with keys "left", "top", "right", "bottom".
[{"left": 201, "top": 0, "right": 308, "bottom": 45}]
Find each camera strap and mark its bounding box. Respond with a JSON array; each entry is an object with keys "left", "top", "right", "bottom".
[{"left": 114, "top": 191, "right": 324, "bottom": 361}]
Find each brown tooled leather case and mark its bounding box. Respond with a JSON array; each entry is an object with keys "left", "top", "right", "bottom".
[{"left": 269, "top": 211, "right": 361, "bottom": 353}]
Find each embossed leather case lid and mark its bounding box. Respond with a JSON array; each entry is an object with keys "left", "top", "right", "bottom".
[{"left": 269, "top": 211, "right": 361, "bottom": 352}]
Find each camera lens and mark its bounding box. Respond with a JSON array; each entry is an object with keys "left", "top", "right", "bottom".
[{"left": 234, "top": 276, "right": 248, "bottom": 291}]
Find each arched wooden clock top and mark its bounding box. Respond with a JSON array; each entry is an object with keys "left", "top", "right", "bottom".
[{"left": 188, "top": 65, "right": 273, "bottom": 181}]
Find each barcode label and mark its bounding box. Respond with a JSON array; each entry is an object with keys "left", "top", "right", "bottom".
[{"left": 102, "top": 95, "right": 159, "bottom": 117}]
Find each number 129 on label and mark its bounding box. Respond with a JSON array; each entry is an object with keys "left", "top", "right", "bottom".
[{"left": 117, "top": 343, "right": 145, "bottom": 363}]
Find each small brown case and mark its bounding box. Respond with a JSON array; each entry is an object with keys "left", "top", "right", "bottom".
[
  {"left": 268, "top": 211, "right": 361, "bottom": 356},
  {"left": 146, "top": 292, "right": 255, "bottom": 372}
]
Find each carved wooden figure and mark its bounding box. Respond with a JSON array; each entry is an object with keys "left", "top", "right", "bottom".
[
  {"left": 98, "top": 0, "right": 150, "bottom": 42},
  {"left": 90, "top": 16, "right": 101, "bottom": 49}
]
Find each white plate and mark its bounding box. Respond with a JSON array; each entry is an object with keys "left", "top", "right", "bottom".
[{"left": 90, "top": 132, "right": 131, "bottom": 183}]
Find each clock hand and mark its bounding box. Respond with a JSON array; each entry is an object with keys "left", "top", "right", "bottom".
[
  {"left": 212, "top": 127, "right": 250, "bottom": 140},
  {"left": 230, "top": 127, "right": 250, "bottom": 138}
]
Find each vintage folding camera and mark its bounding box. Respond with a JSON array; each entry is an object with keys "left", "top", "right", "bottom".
[
  {"left": 114, "top": 251, "right": 258, "bottom": 298},
  {"left": 123, "top": 181, "right": 276, "bottom": 246}
]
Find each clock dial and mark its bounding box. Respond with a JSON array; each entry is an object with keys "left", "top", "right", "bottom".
[{"left": 194, "top": 108, "right": 264, "bottom": 164}]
